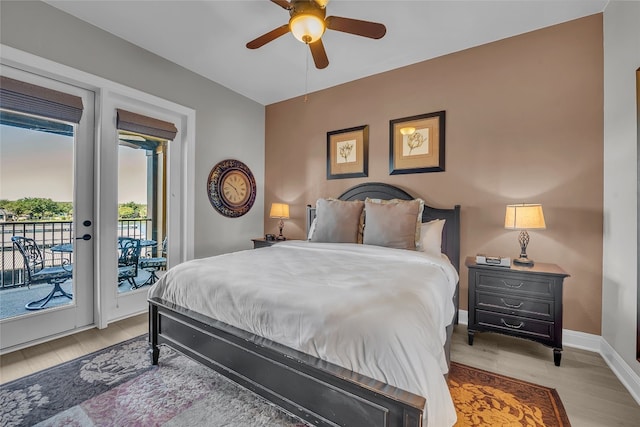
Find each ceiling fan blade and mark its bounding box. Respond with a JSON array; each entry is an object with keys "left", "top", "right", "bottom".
[
  {"left": 309, "top": 39, "right": 329, "bottom": 69},
  {"left": 270, "top": 0, "right": 292, "bottom": 10},
  {"left": 325, "top": 16, "right": 386, "bottom": 39},
  {"left": 246, "top": 24, "right": 290, "bottom": 49}
]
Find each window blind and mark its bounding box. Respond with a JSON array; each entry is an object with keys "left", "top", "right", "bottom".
[
  {"left": 0, "top": 76, "right": 84, "bottom": 123},
  {"left": 116, "top": 109, "right": 178, "bottom": 141}
]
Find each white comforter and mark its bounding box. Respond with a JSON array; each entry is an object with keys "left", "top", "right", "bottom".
[{"left": 149, "top": 241, "right": 458, "bottom": 426}]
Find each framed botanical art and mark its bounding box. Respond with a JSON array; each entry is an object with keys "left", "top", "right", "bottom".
[
  {"left": 389, "top": 111, "right": 445, "bottom": 175},
  {"left": 327, "top": 125, "right": 369, "bottom": 180}
]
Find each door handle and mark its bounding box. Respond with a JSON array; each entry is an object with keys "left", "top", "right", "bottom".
[{"left": 76, "top": 234, "right": 92, "bottom": 241}]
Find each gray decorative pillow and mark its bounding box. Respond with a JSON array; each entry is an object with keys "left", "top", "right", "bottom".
[
  {"left": 310, "top": 199, "right": 364, "bottom": 243},
  {"left": 363, "top": 199, "right": 423, "bottom": 250}
]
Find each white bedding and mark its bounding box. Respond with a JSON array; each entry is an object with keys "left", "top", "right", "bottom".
[{"left": 149, "top": 240, "right": 458, "bottom": 427}]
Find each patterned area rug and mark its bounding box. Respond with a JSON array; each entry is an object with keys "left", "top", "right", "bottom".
[
  {"left": 1, "top": 336, "right": 570, "bottom": 426},
  {"left": 0, "top": 336, "right": 305, "bottom": 427},
  {"left": 448, "top": 362, "right": 571, "bottom": 426}
]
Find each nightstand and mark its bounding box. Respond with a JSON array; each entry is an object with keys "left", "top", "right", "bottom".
[
  {"left": 465, "top": 256, "right": 569, "bottom": 366},
  {"left": 251, "top": 238, "right": 278, "bottom": 249}
]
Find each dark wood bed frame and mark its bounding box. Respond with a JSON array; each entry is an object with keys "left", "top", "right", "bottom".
[{"left": 149, "top": 182, "right": 460, "bottom": 427}]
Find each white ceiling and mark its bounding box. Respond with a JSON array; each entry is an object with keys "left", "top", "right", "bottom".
[{"left": 45, "top": 0, "right": 607, "bottom": 105}]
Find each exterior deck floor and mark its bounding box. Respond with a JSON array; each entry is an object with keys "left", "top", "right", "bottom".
[{"left": 0, "top": 270, "right": 155, "bottom": 321}]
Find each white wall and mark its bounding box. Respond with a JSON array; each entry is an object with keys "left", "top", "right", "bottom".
[
  {"left": 603, "top": 0, "right": 640, "bottom": 381},
  {"left": 0, "top": 0, "right": 266, "bottom": 258}
]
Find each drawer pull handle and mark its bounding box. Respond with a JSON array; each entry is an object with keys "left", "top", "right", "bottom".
[
  {"left": 502, "top": 279, "right": 524, "bottom": 289},
  {"left": 501, "top": 319, "right": 525, "bottom": 329},
  {"left": 500, "top": 298, "right": 524, "bottom": 309}
]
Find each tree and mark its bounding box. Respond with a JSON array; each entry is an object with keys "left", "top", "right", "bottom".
[
  {"left": 118, "top": 201, "right": 143, "bottom": 219},
  {"left": 5, "top": 198, "right": 69, "bottom": 219},
  {"left": 0, "top": 199, "right": 16, "bottom": 213},
  {"left": 13, "top": 198, "right": 55, "bottom": 219},
  {"left": 1, "top": 198, "right": 145, "bottom": 220},
  {"left": 58, "top": 202, "right": 73, "bottom": 217}
]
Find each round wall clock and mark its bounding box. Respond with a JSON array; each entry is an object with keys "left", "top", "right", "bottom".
[{"left": 207, "top": 159, "right": 257, "bottom": 218}]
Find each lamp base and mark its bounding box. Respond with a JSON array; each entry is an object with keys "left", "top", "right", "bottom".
[
  {"left": 513, "top": 257, "right": 534, "bottom": 266},
  {"left": 276, "top": 220, "right": 286, "bottom": 240},
  {"left": 514, "top": 230, "right": 534, "bottom": 266}
]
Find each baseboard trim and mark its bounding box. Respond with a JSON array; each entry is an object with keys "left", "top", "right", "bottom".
[
  {"left": 562, "top": 328, "right": 602, "bottom": 352},
  {"left": 457, "top": 309, "right": 468, "bottom": 326},
  {"left": 600, "top": 339, "right": 640, "bottom": 405},
  {"left": 457, "top": 309, "right": 640, "bottom": 404}
]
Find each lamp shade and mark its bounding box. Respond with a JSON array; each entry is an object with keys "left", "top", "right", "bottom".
[
  {"left": 289, "top": 14, "right": 325, "bottom": 44},
  {"left": 504, "top": 204, "right": 546, "bottom": 230},
  {"left": 270, "top": 203, "right": 290, "bottom": 219}
]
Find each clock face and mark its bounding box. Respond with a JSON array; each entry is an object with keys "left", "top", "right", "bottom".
[
  {"left": 222, "top": 171, "right": 249, "bottom": 206},
  {"left": 207, "top": 159, "right": 256, "bottom": 218}
]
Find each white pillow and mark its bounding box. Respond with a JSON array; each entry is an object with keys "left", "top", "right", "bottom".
[{"left": 418, "top": 219, "right": 446, "bottom": 256}]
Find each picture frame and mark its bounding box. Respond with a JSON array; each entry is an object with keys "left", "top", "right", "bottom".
[
  {"left": 327, "top": 125, "right": 369, "bottom": 180},
  {"left": 389, "top": 111, "right": 446, "bottom": 175}
]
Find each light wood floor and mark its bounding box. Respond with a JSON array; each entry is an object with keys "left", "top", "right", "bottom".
[
  {"left": 1, "top": 317, "right": 639, "bottom": 425},
  {"left": 0, "top": 313, "right": 147, "bottom": 384},
  {"left": 450, "top": 324, "right": 640, "bottom": 427}
]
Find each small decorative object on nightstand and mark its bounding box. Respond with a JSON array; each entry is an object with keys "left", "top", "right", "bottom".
[
  {"left": 466, "top": 256, "right": 569, "bottom": 366},
  {"left": 251, "top": 238, "right": 278, "bottom": 249},
  {"left": 270, "top": 203, "right": 290, "bottom": 240}
]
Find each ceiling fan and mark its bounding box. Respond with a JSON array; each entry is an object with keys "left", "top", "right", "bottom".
[{"left": 246, "top": 0, "right": 387, "bottom": 69}]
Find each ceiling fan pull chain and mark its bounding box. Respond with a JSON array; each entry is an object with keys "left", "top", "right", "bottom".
[{"left": 304, "top": 48, "right": 310, "bottom": 103}]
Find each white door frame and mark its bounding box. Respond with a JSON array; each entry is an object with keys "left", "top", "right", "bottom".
[
  {"left": 1, "top": 44, "right": 195, "bottom": 338},
  {"left": 0, "top": 64, "right": 95, "bottom": 351},
  {"left": 98, "top": 91, "right": 194, "bottom": 325}
]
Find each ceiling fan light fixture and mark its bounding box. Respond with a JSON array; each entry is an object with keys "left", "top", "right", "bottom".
[
  {"left": 290, "top": 14, "right": 325, "bottom": 44},
  {"left": 247, "top": 0, "right": 384, "bottom": 70},
  {"left": 400, "top": 127, "right": 416, "bottom": 135}
]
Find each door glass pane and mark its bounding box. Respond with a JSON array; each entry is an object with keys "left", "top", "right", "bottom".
[
  {"left": 117, "top": 132, "right": 167, "bottom": 293},
  {"left": 0, "top": 111, "right": 75, "bottom": 319}
]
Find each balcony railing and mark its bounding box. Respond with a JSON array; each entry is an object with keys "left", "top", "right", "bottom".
[{"left": 1, "top": 219, "right": 154, "bottom": 289}]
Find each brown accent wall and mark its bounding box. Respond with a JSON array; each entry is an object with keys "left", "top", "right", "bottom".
[{"left": 265, "top": 15, "right": 603, "bottom": 335}]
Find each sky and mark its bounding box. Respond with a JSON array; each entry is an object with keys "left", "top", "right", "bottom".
[{"left": 0, "top": 124, "right": 147, "bottom": 204}]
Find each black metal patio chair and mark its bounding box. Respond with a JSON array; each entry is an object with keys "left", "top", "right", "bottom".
[
  {"left": 138, "top": 237, "right": 167, "bottom": 286},
  {"left": 118, "top": 237, "right": 141, "bottom": 289},
  {"left": 11, "top": 236, "right": 73, "bottom": 310}
]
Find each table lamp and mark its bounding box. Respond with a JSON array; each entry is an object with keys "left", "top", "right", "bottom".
[
  {"left": 270, "top": 203, "right": 290, "bottom": 240},
  {"left": 504, "top": 204, "right": 546, "bottom": 266}
]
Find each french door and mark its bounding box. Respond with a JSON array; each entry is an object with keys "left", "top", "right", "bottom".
[{"left": 0, "top": 65, "right": 95, "bottom": 352}]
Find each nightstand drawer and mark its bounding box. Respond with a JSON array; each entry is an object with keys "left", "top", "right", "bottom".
[
  {"left": 475, "top": 271, "right": 554, "bottom": 297},
  {"left": 476, "top": 291, "right": 554, "bottom": 321},
  {"left": 476, "top": 310, "right": 554, "bottom": 342},
  {"left": 466, "top": 257, "right": 569, "bottom": 365}
]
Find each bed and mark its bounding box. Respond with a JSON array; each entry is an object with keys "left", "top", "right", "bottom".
[{"left": 148, "top": 182, "right": 460, "bottom": 427}]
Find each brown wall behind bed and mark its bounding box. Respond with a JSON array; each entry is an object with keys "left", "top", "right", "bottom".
[{"left": 264, "top": 15, "right": 604, "bottom": 335}]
